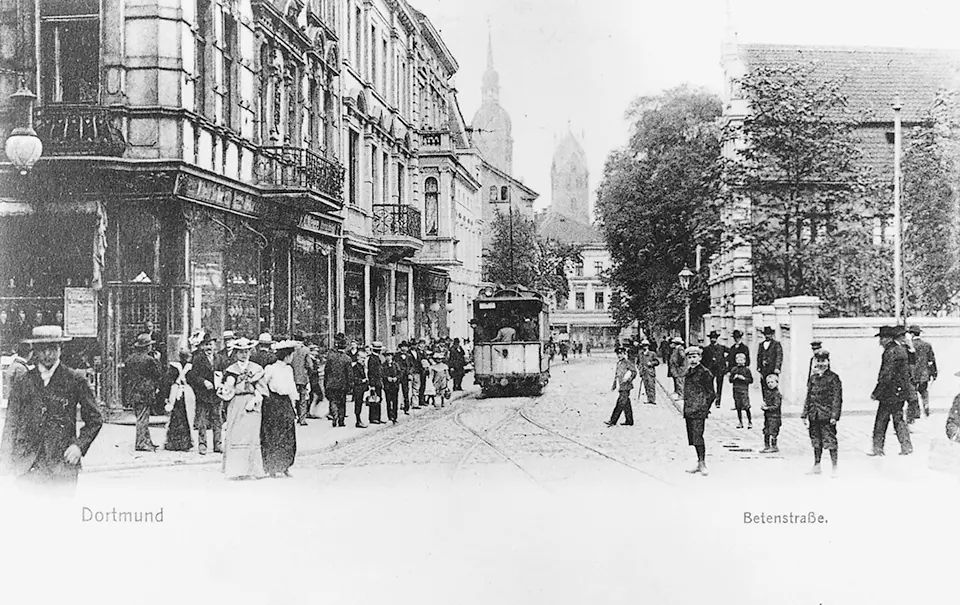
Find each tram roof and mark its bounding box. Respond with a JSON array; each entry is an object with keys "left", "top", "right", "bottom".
[{"left": 477, "top": 285, "right": 545, "bottom": 301}]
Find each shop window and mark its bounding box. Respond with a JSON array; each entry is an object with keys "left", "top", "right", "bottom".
[
  {"left": 425, "top": 177, "right": 439, "bottom": 236},
  {"left": 344, "top": 263, "right": 365, "bottom": 344},
  {"left": 40, "top": 0, "right": 101, "bottom": 104},
  {"left": 292, "top": 236, "right": 332, "bottom": 343}
]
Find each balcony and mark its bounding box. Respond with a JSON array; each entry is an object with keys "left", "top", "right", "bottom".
[
  {"left": 33, "top": 104, "right": 127, "bottom": 157},
  {"left": 254, "top": 145, "right": 344, "bottom": 205},
  {"left": 372, "top": 204, "right": 423, "bottom": 263}
]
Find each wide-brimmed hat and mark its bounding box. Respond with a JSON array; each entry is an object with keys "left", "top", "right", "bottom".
[
  {"left": 271, "top": 339, "right": 298, "bottom": 351},
  {"left": 761, "top": 326, "right": 775, "bottom": 335},
  {"left": 371, "top": 341, "right": 384, "bottom": 351},
  {"left": 258, "top": 332, "right": 273, "bottom": 345},
  {"left": 222, "top": 330, "right": 236, "bottom": 340},
  {"left": 132, "top": 333, "right": 155, "bottom": 349},
  {"left": 231, "top": 337, "right": 256, "bottom": 350},
  {"left": 707, "top": 330, "right": 720, "bottom": 339},
  {"left": 432, "top": 351, "right": 445, "bottom": 359},
  {"left": 22, "top": 325, "right": 72, "bottom": 344},
  {"left": 875, "top": 325, "right": 906, "bottom": 338},
  {"left": 671, "top": 336, "right": 684, "bottom": 344},
  {"left": 907, "top": 325, "right": 922, "bottom": 335}
]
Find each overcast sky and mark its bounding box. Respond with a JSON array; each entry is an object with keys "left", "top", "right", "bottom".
[{"left": 409, "top": 0, "right": 960, "bottom": 217}]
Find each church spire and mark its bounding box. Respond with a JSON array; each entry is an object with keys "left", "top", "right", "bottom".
[
  {"left": 481, "top": 20, "right": 500, "bottom": 105},
  {"left": 486, "top": 20, "right": 494, "bottom": 70}
]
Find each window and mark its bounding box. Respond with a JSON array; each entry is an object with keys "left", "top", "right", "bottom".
[
  {"left": 382, "top": 38, "right": 389, "bottom": 95},
  {"left": 348, "top": 130, "right": 359, "bottom": 205},
  {"left": 425, "top": 177, "right": 439, "bottom": 236},
  {"left": 354, "top": 6, "right": 361, "bottom": 69},
  {"left": 371, "top": 146, "right": 379, "bottom": 203},
  {"left": 500, "top": 186, "right": 509, "bottom": 201},
  {"left": 370, "top": 26, "right": 377, "bottom": 85},
  {"left": 594, "top": 292, "right": 605, "bottom": 310},
  {"left": 214, "top": 7, "right": 238, "bottom": 128},
  {"left": 40, "top": 0, "right": 101, "bottom": 103},
  {"left": 574, "top": 261, "right": 584, "bottom": 277},
  {"left": 489, "top": 186, "right": 497, "bottom": 201},
  {"left": 195, "top": 0, "right": 211, "bottom": 116},
  {"left": 575, "top": 292, "right": 585, "bottom": 310},
  {"left": 382, "top": 153, "right": 390, "bottom": 205},
  {"left": 594, "top": 261, "right": 604, "bottom": 275},
  {"left": 397, "top": 162, "right": 404, "bottom": 204}
]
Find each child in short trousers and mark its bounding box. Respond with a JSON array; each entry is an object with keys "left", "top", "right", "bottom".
[
  {"left": 728, "top": 352, "right": 753, "bottom": 429},
  {"left": 760, "top": 373, "right": 782, "bottom": 453}
]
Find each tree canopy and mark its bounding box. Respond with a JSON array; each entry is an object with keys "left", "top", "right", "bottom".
[{"left": 595, "top": 85, "right": 723, "bottom": 333}]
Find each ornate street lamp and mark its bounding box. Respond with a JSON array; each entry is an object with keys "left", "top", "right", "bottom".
[
  {"left": 4, "top": 78, "right": 42, "bottom": 175},
  {"left": 678, "top": 266, "right": 694, "bottom": 345}
]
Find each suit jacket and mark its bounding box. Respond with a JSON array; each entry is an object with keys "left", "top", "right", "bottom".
[
  {"left": 0, "top": 364, "right": 103, "bottom": 479},
  {"left": 756, "top": 339, "right": 783, "bottom": 377},
  {"left": 367, "top": 354, "right": 383, "bottom": 390},
  {"left": 123, "top": 351, "right": 162, "bottom": 406},
  {"left": 323, "top": 350, "right": 353, "bottom": 392},
  {"left": 186, "top": 351, "right": 219, "bottom": 404},
  {"left": 872, "top": 341, "right": 911, "bottom": 402},
  {"left": 727, "top": 342, "right": 750, "bottom": 368},
  {"left": 382, "top": 361, "right": 401, "bottom": 391},
  {"left": 912, "top": 338, "right": 937, "bottom": 383},
  {"left": 701, "top": 343, "right": 728, "bottom": 377},
  {"left": 683, "top": 364, "right": 716, "bottom": 418},
  {"left": 802, "top": 370, "right": 842, "bottom": 422}
]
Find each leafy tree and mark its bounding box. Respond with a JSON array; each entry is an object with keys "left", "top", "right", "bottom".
[
  {"left": 720, "top": 62, "right": 887, "bottom": 315},
  {"left": 484, "top": 209, "right": 580, "bottom": 299},
  {"left": 903, "top": 90, "right": 960, "bottom": 315},
  {"left": 596, "top": 85, "right": 722, "bottom": 333}
]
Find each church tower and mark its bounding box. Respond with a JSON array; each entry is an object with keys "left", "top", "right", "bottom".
[
  {"left": 471, "top": 27, "right": 514, "bottom": 173},
  {"left": 549, "top": 129, "right": 590, "bottom": 224}
]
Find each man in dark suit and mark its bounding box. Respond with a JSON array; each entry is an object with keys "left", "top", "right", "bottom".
[
  {"left": 366, "top": 342, "right": 384, "bottom": 424},
  {"left": 756, "top": 326, "right": 783, "bottom": 401},
  {"left": 701, "top": 330, "right": 728, "bottom": 409},
  {"left": 351, "top": 350, "right": 370, "bottom": 428},
  {"left": 186, "top": 333, "right": 222, "bottom": 455},
  {"left": 396, "top": 341, "right": 413, "bottom": 414},
  {"left": 869, "top": 325, "right": 913, "bottom": 456},
  {"left": 906, "top": 325, "right": 937, "bottom": 420},
  {"left": 324, "top": 333, "right": 353, "bottom": 427},
  {"left": 124, "top": 333, "right": 163, "bottom": 451},
  {"left": 727, "top": 329, "right": 750, "bottom": 369},
  {"left": 0, "top": 326, "right": 103, "bottom": 490}
]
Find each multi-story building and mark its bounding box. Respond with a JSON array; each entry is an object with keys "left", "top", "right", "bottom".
[{"left": 0, "top": 0, "right": 482, "bottom": 411}]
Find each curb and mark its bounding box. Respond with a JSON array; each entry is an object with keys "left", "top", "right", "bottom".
[{"left": 84, "top": 388, "right": 476, "bottom": 474}]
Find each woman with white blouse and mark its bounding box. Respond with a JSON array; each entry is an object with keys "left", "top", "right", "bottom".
[{"left": 260, "top": 340, "right": 299, "bottom": 477}]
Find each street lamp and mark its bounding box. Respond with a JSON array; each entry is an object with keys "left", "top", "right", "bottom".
[
  {"left": 678, "top": 266, "right": 694, "bottom": 344},
  {"left": 4, "top": 79, "right": 42, "bottom": 175}
]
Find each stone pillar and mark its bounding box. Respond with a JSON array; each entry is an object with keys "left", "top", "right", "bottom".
[
  {"left": 388, "top": 267, "right": 397, "bottom": 350},
  {"left": 407, "top": 269, "right": 414, "bottom": 342},
  {"left": 363, "top": 262, "right": 372, "bottom": 345},
  {"left": 779, "top": 296, "right": 822, "bottom": 409},
  {"left": 335, "top": 238, "right": 345, "bottom": 333}
]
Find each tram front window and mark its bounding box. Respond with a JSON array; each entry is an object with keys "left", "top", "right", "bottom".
[{"left": 473, "top": 301, "right": 541, "bottom": 343}]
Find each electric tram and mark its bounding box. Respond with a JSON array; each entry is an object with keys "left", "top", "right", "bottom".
[{"left": 471, "top": 285, "right": 550, "bottom": 396}]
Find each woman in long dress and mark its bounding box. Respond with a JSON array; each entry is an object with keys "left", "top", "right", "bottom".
[
  {"left": 260, "top": 341, "right": 299, "bottom": 477},
  {"left": 164, "top": 349, "right": 195, "bottom": 451},
  {"left": 219, "top": 338, "right": 266, "bottom": 480}
]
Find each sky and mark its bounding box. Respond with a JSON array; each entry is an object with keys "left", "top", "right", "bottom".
[{"left": 409, "top": 0, "right": 960, "bottom": 216}]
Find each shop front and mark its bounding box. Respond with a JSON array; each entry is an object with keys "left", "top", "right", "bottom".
[{"left": 413, "top": 267, "right": 449, "bottom": 341}]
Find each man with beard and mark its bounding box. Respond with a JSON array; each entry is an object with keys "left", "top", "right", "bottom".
[{"left": 701, "top": 330, "right": 727, "bottom": 409}]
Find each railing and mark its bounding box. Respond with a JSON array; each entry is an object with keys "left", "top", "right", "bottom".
[
  {"left": 33, "top": 104, "right": 127, "bottom": 157},
  {"left": 254, "top": 145, "right": 345, "bottom": 202},
  {"left": 372, "top": 204, "right": 422, "bottom": 240}
]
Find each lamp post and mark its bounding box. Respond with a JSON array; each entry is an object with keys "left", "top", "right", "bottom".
[
  {"left": 893, "top": 97, "right": 903, "bottom": 325},
  {"left": 678, "top": 266, "right": 694, "bottom": 345}
]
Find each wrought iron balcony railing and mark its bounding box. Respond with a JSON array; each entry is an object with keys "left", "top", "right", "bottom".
[
  {"left": 254, "top": 145, "right": 344, "bottom": 202},
  {"left": 33, "top": 104, "right": 127, "bottom": 157},
  {"left": 372, "top": 204, "right": 422, "bottom": 240}
]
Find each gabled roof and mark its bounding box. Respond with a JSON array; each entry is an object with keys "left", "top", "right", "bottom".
[
  {"left": 740, "top": 45, "right": 960, "bottom": 123},
  {"left": 537, "top": 211, "right": 603, "bottom": 245}
]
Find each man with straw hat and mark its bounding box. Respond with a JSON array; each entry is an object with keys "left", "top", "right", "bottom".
[
  {"left": 124, "top": 333, "right": 163, "bottom": 451},
  {"left": 0, "top": 325, "right": 103, "bottom": 490}
]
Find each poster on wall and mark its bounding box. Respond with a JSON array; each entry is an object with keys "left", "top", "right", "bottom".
[{"left": 63, "top": 287, "right": 98, "bottom": 337}]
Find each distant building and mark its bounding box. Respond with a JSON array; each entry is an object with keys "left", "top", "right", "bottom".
[{"left": 539, "top": 130, "right": 619, "bottom": 349}]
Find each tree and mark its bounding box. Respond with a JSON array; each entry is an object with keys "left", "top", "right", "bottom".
[
  {"left": 484, "top": 208, "right": 581, "bottom": 299},
  {"left": 720, "top": 62, "right": 887, "bottom": 315},
  {"left": 903, "top": 90, "right": 960, "bottom": 315},
  {"left": 596, "top": 85, "right": 722, "bottom": 333}
]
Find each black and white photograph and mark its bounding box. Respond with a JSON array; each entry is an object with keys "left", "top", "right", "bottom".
[{"left": 2, "top": 0, "right": 960, "bottom": 603}]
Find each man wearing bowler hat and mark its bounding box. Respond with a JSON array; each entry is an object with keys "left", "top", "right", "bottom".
[
  {"left": 0, "top": 326, "right": 103, "bottom": 490},
  {"left": 869, "top": 326, "right": 913, "bottom": 456},
  {"left": 124, "top": 333, "right": 163, "bottom": 451},
  {"left": 756, "top": 326, "right": 782, "bottom": 402},
  {"left": 701, "top": 330, "right": 728, "bottom": 409},
  {"left": 905, "top": 325, "right": 937, "bottom": 420}
]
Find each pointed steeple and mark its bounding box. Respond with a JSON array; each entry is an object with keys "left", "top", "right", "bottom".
[
  {"left": 721, "top": 0, "right": 739, "bottom": 63},
  {"left": 481, "top": 20, "right": 500, "bottom": 105},
  {"left": 486, "top": 21, "right": 494, "bottom": 70}
]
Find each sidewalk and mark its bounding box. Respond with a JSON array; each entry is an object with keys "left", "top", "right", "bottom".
[{"left": 0, "top": 384, "right": 478, "bottom": 473}]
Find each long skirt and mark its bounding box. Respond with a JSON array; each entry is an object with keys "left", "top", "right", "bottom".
[
  {"left": 222, "top": 393, "right": 266, "bottom": 479},
  {"left": 164, "top": 397, "right": 194, "bottom": 451},
  {"left": 261, "top": 393, "right": 297, "bottom": 474}
]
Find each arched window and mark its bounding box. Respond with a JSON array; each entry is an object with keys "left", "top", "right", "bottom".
[
  {"left": 425, "top": 177, "right": 439, "bottom": 236},
  {"left": 500, "top": 186, "right": 509, "bottom": 201}
]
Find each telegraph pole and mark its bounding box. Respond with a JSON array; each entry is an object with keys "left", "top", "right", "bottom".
[
  {"left": 508, "top": 204, "right": 515, "bottom": 284},
  {"left": 893, "top": 97, "right": 903, "bottom": 324}
]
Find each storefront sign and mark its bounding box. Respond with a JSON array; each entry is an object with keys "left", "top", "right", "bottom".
[
  {"left": 176, "top": 174, "right": 263, "bottom": 217},
  {"left": 298, "top": 213, "right": 341, "bottom": 236},
  {"left": 63, "top": 288, "right": 98, "bottom": 337}
]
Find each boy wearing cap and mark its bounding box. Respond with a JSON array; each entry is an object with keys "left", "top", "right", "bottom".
[
  {"left": 802, "top": 349, "right": 842, "bottom": 475},
  {"left": 870, "top": 326, "right": 913, "bottom": 456},
  {"left": 638, "top": 341, "right": 659, "bottom": 405},
  {"left": 760, "top": 373, "right": 782, "bottom": 454},
  {"left": 728, "top": 352, "right": 753, "bottom": 429},
  {"left": 668, "top": 337, "right": 687, "bottom": 398},
  {"left": 606, "top": 346, "right": 637, "bottom": 426},
  {"left": 683, "top": 346, "right": 715, "bottom": 475}
]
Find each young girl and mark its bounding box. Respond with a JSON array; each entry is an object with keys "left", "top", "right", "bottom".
[
  {"left": 728, "top": 352, "right": 754, "bottom": 429},
  {"left": 429, "top": 352, "right": 451, "bottom": 407}
]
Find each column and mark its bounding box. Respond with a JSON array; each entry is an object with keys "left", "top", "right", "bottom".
[
  {"left": 336, "top": 238, "right": 345, "bottom": 333},
  {"left": 407, "top": 269, "right": 414, "bottom": 341},
  {"left": 388, "top": 268, "right": 397, "bottom": 349},
  {"left": 363, "top": 262, "right": 372, "bottom": 345}
]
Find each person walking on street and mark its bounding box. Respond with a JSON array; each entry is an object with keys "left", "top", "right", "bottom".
[
  {"left": 382, "top": 351, "right": 401, "bottom": 423},
  {"left": 124, "top": 333, "right": 163, "bottom": 452},
  {"left": 668, "top": 337, "right": 687, "bottom": 398},
  {"left": 869, "top": 325, "right": 914, "bottom": 456},
  {"left": 906, "top": 325, "right": 937, "bottom": 420},
  {"left": 396, "top": 341, "right": 413, "bottom": 413},
  {"left": 447, "top": 338, "right": 467, "bottom": 391},
  {"left": 351, "top": 350, "right": 370, "bottom": 428},
  {"left": 683, "top": 346, "right": 715, "bottom": 475},
  {"left": 759, "top": 374, "right": 782, "bottom": 454},
  {"left": 637, "top": 340, "right": 659, "bottom": 405},
  {"left": 259, "top": 340, "right": 299, "bottom": 478},
  {"left": 186, "top": 332, "right": 222, "bottom": 455},
  {"left": 251, "top": 332, "right": 277, "bottom": 368},
  {"left": 606, "top": 346, "right": 637, "bottom": 426},
  {"left": 290, "top": 334, "right": 313, "bottom": 426},
  {"left": 702, "top": 330, "right": 727, "bottom": 409},
  {"left": 728, "top": 352, "right": 753, "bottom": 429},
  {"left": 756, "top": 326, "right": 782, "bottom": 403},
  {"left": 367, "top": 342, "right": 385, "bottom": 424},
  {"left": 324, "top": 334, "right": 353, "bottom": 428},
  {"left": 163, "top": 349, "right": 195, "bottom": 452},
  {"left": 802, "top": 349, "right": 842, "bottom": 476},
  {"left": 219, "top": 337, "right": 266, "bottom": 480},
  {"left": 0, "top": 326, "right": 103, "bottom": 492}
]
